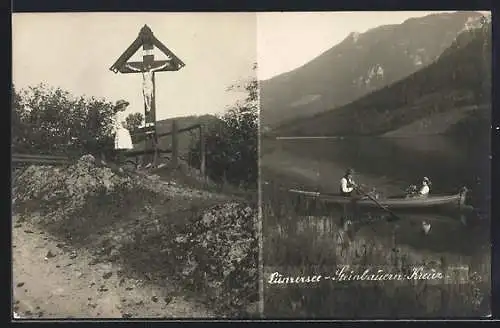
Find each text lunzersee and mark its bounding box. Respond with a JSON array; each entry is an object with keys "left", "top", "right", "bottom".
[{"left": 268, "top": 267, "right": 444, "bottom": 285}]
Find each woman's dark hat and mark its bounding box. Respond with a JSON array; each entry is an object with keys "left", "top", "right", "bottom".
[
  {"left": 346, "top": 168, "right": 354, "bottom": 175},
  {"left": 114, "top": 99, "right": 130, "bottom": 109}
]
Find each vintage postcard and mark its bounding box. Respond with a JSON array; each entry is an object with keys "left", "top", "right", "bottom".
[
  {"left": 11, "top": 12, "right": 259, "bottom": 319},
  {"left": 11, "top": 9, "right": 492, "bottom": 321},
  {"left": 259, "top": 11, "right": 491, "bottom": 318}
]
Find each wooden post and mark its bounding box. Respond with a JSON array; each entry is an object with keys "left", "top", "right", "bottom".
[
  {"left": 151, "top": 74, "right": 158, "bottom": 166},
  {"left": 171, "top": 119, "right": 178, "bottom": 169},
  {"left": 200, "top": 125, "right": 206, "bottom": 178},
  {"left": 143, "top": 42, "right": 156, "bottom": 167},
  {"left": 152, "top": 126, "right": 159, "bottom": 168}
]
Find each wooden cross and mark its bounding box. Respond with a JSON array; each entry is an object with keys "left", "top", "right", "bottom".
[
  {"left": 110, "top": 25, "right": 185, "bottom": 125},
  {"left": 110, "top": 25, "right": 185, "bottom": 166}
]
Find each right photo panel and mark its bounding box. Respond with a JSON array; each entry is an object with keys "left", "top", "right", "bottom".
[{"left": 259, "top": 11, "right": 491, "bottom": 319}]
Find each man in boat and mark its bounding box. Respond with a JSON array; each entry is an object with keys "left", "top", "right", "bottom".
[
  {"left": 340, "top": 168, "right": 377, "bottom": 198},
  {"left": 339, "top": 168, "right": 362, "bottom": 220},
  {"left": 340, "top": 168, "right": 358, "bottom": 197}
]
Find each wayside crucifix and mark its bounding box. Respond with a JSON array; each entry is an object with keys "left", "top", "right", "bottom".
[
  {"left": 109, "top": 25, "right": 185, "bottom": 166},
  {"left": 110, "top": 24, "right": 185, "bottom": 127}
]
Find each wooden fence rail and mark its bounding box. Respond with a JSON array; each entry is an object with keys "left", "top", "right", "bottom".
[
  {"left": 12, "top": 119, "right": 206, "bottom": 174},
  {"left": 130, "top": 122, "right": 205, "bottom": 174},
  {"left": 12, "top": 153, "right": 72, "bottom": 166},
  {"left": 132, "top": 123, "right": 201, "bottom": 143}
]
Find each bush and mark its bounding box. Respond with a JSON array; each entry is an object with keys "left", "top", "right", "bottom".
[
  {"left": 188, "top": 64, "right": 258, "bottom": 190},
  {"left": 171, "top": 202, "right": 258, "bottom": 315},
  {"left": 125, "top": 112, "right": 144, "bottom": 135},
  {"left": 12, "top": 83, "right": 116, "bottom": 158}
]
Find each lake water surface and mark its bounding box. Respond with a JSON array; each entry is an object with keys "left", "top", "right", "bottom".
[
  {"left": 261, "top": 135, "right": 491, "bottom": 317},
  {"left": 262, "top": 135, "right": 490, "bottom": 253},
  {"left": 262, "top": 136, "right": 490, "bottom": 208}
]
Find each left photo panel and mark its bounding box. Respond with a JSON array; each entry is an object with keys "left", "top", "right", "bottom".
[{"left": 11, "top": 12, "right": 259, "bottom": 319}]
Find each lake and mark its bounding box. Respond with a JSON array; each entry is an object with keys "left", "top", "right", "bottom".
[
  {"left": 261, "top": 135, "right": 491, "bottom": 318},
  {"left": 261, "top": 136, "right": 490, "bottom": 209}
]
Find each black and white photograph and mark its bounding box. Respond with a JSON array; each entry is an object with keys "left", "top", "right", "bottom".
[
  {"left": 12, "top": 13, "right": 258, "bottom": 319},
  {"left": 10, "top": 8, "right": 494, "bottom": 321},
  {"left": 260, "top": 11, "right": 491, "bottom": 318}
]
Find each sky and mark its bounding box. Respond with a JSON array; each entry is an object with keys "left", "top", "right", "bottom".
[
  {"left": 13, "top": 11, "right": 489, "bottom": 119},
  {"left": 256, "top": 11, "right": 489, "bottom": 80},
  {"left": 12, "top": 13, "right": 257, "bottom": 120}
]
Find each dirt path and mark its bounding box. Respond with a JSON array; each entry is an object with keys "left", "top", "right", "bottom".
[{"left": 12, "top": 220, "right": 214, "bottom": 319}]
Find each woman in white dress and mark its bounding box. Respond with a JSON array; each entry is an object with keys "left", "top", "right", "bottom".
[{"left": 113, "top": 99, "right": 134, "bottom": 164}]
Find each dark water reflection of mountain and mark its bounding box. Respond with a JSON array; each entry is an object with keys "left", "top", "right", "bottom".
[{"left": 291, "top": 212, "right": 489, "bottom": 256}]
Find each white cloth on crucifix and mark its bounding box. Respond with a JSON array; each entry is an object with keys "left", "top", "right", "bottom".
[
  {"left": 114, "top": 110, "right": 134, "bottom": 150},
  {"left": 123, "top": 60, "right": 172, "bottom": 125},
  {"left": 142, "top": 70, "right": 154, "bottom": 114}
]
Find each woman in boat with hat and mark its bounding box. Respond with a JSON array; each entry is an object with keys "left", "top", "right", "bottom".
[
  {"left": 112, "top": 99, "right": 134, "bottom": 167},
  {"left": 405, "top": 177, "right": 432, "bottom": 198},
  {"left": 418, "top": 177, "right": 431, "bottom": 197}
]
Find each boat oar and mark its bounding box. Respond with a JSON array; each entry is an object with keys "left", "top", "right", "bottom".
[
  {"left": 353, "top": 185, "right": 401, "bottom": 221},
  {"left": 288, "top": 187, "right": 401, "bottom": 221}
]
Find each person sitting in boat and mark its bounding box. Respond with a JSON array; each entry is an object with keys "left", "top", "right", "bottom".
[
  {"left": 405, "top": 184, "right": 418, "bottom": 198},
  {"left": 340, "top": 168, "right": 358, "bottom": 197},
  {"left": 405, "top": 177, "right": 431, "bottom": 198},
  {"left": 418, "top": 177, "right": 431, "bottom": 197},
  {"left": 422, "top": 220, "right": 431, "bottom": 235}
]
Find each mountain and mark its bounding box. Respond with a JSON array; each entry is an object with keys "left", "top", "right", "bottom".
[
  {"left": 260, "top": 11, "right": 484, "bottom": 128},
  {"left": 273, "top": 20, "right": 491, "bottom": 138}
]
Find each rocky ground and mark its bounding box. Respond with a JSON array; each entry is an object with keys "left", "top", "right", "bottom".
[
  {"left": 12, "top": 155, "right": 259, "bottom": 319},
  {"left": 12, "top": 219, "right": 213, "bottom": 319}
]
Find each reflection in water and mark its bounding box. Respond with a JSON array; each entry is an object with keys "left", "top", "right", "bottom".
[
  {"left": 262, "top": 136, "right": 490, "bottom": 317},
  {"left": 272, "top": 209, "right": 488, "bottom": 257},
  {"left": 263, "top": 207, "right": 491, "bottom": 318},
  {"left": 263, "top": 208, "right": 491, "bottom": 318}
]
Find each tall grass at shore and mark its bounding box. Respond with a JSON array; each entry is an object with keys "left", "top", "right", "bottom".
[{"left": 261, "top": 184, "right": 490, "bottom": 318}]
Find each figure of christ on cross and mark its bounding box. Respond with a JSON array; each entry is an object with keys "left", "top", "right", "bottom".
[{"left": 123, "top": 60, "right": 172, "bottom": 126}]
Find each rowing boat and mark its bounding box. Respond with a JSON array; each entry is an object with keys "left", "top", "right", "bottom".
[{"left": 288, "top": 187, "right": 468, "bottom": 210}]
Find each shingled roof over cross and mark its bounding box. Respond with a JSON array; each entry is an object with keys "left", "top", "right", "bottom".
[{"left": 110, "top": 25, "right": 185, "bottom": 74}]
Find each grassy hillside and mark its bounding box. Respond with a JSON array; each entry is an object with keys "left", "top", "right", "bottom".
[
  {"left": 13, "top": 157, "right": 258, "bottom": 317},
  {"left": 274, "top": 22, "right": 491, "bottom": 137},
  {"left": 261, "top": 11, "right": 483, "bottom": 128}
]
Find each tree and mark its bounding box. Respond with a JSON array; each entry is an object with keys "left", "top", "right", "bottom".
[
  {"left": 125, "top": 112, "right": 144, "bottom": 134},
  {"left": 189, "top": 64, "right": 258, "bottom": 190},
  {"left": 12, "top": 86, "right": 29, "bottom": 152},
  {"left": 12, "top": 83, "right": 116, "bottom": 157}
]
